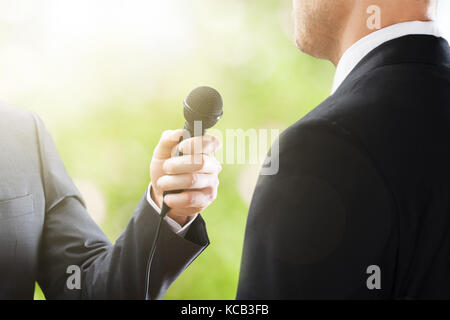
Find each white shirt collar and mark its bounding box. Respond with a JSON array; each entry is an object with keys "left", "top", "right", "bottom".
[{"left": 331, "top": 21, "right": 441, "bottom": 94}]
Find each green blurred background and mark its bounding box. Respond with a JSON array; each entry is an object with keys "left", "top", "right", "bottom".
[{"left": 0, "top": 0, "right": 448, "bottom": 300}]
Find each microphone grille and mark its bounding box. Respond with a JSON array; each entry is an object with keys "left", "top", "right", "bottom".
[{"left": 185, "top": 86, "right": 223, "bottom": 116}]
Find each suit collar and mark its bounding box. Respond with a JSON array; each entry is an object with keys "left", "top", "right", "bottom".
[
  {"left": 332, "top": 21, "right": 441, "bottom": 94},
  {"left": 334, "top": 34, "right": 450, "bottom": 96}
]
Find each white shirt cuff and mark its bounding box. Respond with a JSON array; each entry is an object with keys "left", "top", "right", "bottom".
[{"left": 146, "top": 183, "right": 198, "bottom": 238}]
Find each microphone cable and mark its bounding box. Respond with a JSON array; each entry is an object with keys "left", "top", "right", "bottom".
[
  {"left": 144, "top": 144, "right": 183, "bottom": 300},
  {"left": 144, "top": 200, "right": 168, "bottom": 300}
]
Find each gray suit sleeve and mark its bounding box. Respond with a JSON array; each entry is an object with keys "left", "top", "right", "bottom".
[{"left": 32, "top": 114, "right": 209, "bottom": 299}]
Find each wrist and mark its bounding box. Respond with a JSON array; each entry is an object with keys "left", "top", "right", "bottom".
[{"left": 168, "top": 214, "right": 189, "bottom": 227}]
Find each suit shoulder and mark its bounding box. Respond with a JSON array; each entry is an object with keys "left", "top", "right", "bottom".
[
  {"left": 0, "top": 101, "right": 36, "bottom": 128},
  {"left": 280, "top": 110, "right": 354, "bottom": 151},
  {"left": 0, "top": 101, "right": 40, "bottom": 144},
  {"left": 289, "top": 60, "right": 450, "bottom": 152}
]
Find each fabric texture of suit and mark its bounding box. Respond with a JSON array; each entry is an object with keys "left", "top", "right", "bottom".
[
  {"left": 0, "top": 105, "right": 209, "bottom": 299},
  {"left": 237, "top": 35, "right": 450, "bottom": 299}
]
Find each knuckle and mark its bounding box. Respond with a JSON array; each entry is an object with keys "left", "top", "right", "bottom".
[
  {"left": 179, "top": 140, "right": 188, "bottom": 152},
  {"left": 193, "top": 155, "right": 205, "bottom": 171},
  {"left": 202, "top": 136, "right": 212, "bottom": 146},
  {"left": 196, "top": 207, "right": 206, "bottom": 213},
  {"left": 170, "top": 145, "right": 179, "bottom": 157},
  {"left": 214, "top": 176, "right": 220, "bottom": 188},
  {"left": 156, "top": 177, "right": 164, "bottom": 189},
  {"left": 201, "top": 154, "right": 208, "bottom": 168},
  {"left": 211, "top": 157, "right": 222, "bottom": 172},
  {"left": 211, "top": 135, "right": 220, "bottom": 145},
  {"left": 163, "top": 195, "right": 171, "bottom": 206},
  {"left": 189, "top": 174, "right": 198, "bottom": 187},
  {"left": 179, "top": 140, "right": 190, "bottom": 153},
  {"left": 205, "top": 187, "right": 215, "bottom": 201},
  {"left": 161, "top": 130, "right": 171, "bottom": 139},
  {"left": 207, "top": 135, "right": 220, "bottom": 151},
  {"left": 216, "top": 137, "right": 223, "bottom": 150},
  {"left": 162, "top": 161, "right": 171, "bottom": 173},
  {"left": 185, "top": 193, "right": 196, "bottom": 206}
]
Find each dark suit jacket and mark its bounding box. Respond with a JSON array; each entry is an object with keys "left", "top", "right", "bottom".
[
  {"left": 0, "top": 105, "right": 209, "bottom": 299},
  {"left": 237, "top": 35, "right": 450, "bottom": 299}
]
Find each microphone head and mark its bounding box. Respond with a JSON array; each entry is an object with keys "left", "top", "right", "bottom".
[{"left": 184, "top": 86, "right": 223, "bottom": 134}]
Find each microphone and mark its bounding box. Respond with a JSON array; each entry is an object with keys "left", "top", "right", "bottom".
[
  {"left": 160, "top": 86, "right": 223, "bottom": 217},
  {"left": 144, "top": 86, "right": 223, "bottom": 300},
  {"left": 183, "top": 86, "right": 223, "bottom": 136}
]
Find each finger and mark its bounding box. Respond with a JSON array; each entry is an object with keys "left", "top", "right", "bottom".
[
  {"left": 163, "top": 154, "right": 222, "bottom": 175},
  {"left": 153, "top": 129, "right": 185, "bottom": 159},
  {"left": 176, "top": 135, "right": 222, "bottom": 155},
  {"left": 164, "top": 188, "right": 216, "bottom": 209},
  {"left": 169, "top": 207, "right": 205, "bottom": 217},
  {"left": 157, "top": 173, "right": 219, "bottom": 192}
]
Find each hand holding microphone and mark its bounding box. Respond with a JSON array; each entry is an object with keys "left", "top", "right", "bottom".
[
  {"left": 150, "top": 86, "right": 223, "bottom": 226},
  {"left": 150, "top": 130, "right": 222, "bottom": 226}
]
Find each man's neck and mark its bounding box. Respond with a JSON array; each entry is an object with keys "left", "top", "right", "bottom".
[{"left": 331, "top": 3, "right": 432, "bottom": 66}]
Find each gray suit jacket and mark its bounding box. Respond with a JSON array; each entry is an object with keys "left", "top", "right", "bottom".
[{"left": 0, "top": 103, "right": 209, "bottom": 299}]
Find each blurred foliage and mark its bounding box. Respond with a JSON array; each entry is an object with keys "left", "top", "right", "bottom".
[{"left": 1, "top": 0, "right": 336, "bottom": 300}]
